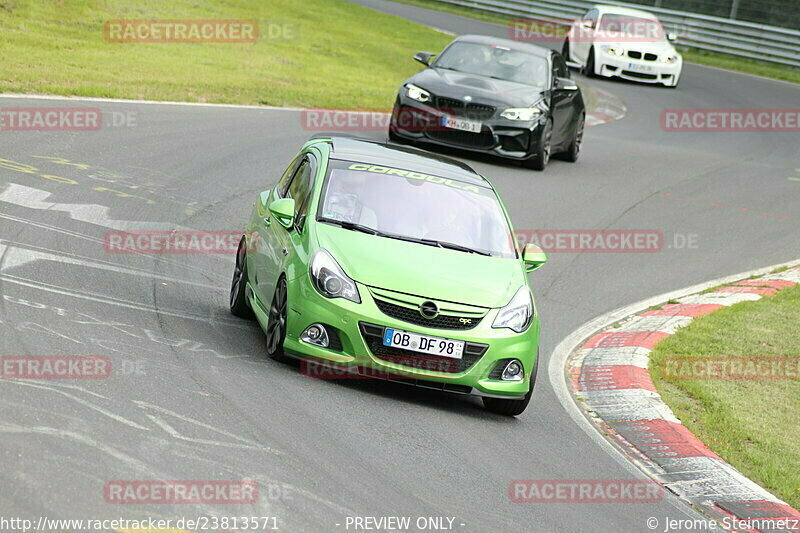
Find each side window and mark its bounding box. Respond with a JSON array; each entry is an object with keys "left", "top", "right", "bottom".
[
  {"left": 278, "top": 155, "right": 302, "bottom": 198},
  {"left": 583, "top": 9, "right": 599, "bottom": 27},
  {"left": 286, "top": 156, "right": 316, "bottom": 229}
]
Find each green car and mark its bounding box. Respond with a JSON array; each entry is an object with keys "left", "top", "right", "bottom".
[{"left": 230, "top": 136, "right": 546, "bottom": 415}]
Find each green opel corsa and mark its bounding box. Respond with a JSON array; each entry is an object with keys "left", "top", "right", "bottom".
[{"left": 230, "top": 136, "right": 546, "bottom": 415}]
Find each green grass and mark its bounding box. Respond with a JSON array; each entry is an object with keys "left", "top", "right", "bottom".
[
  {"left": 0, "top": 0, "right": 452, "bottom": 108},
  {"left": 395, "top": 0, "right": 800, "bottom": 85},
  {"left": 650, "top": 284, "right": 800, "bottom": 508}
]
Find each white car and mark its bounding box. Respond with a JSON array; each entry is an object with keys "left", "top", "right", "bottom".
[{"left": 563, "top": 5, "right": 682, "bottom": 88}]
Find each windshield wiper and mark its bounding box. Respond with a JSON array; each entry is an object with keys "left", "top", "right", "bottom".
[
  {"left": 392, "top": 235, "right": 492, "bottom": 256},
  {"left": 430, "top": 240, "right": 491, "bottom": 256},
  {"left": 318, "top": 217, "right": 381, "bottom": 236},
  {"left": 318, "top": 219, "right": 491, "bottom": 256}
]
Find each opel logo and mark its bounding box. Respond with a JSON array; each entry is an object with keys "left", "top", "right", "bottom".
[
  {"left": 464, "top": 95, "right": 473, "bottom": 102},
  {"left": 419, "top": 301, "right": 439, "bottom": 319}
]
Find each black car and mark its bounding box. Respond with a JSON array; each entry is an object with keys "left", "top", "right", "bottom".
[{"left": 389, "top": 35, "right": 585, "bottom": 171}]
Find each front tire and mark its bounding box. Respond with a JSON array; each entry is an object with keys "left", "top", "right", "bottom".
[
  {"left": 265, "top": 276, "right": 290, "bottom": 363},
  {"left": 230, "top": 236, "right": 254, "bottom": 319},
  {"left": 557, "top": 112, "right": 585, "bottom": 163},
  {"left": 583, "top": 47, "right": 596, "bottom": 78},
  {"left": 483, "top": 352, "right": 539, "bottom": 416},
  {"left": 562, "top": 39, "right": 571, "bottom": 62},
  {"left": 523, "top": 119, "right": 552, "bottom": 171}
]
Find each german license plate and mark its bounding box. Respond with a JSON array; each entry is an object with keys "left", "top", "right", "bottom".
[
  {"left": 627, "top": 62, "right": 653, "bottom": 72},
  {"left": 441, "top": 115, "right": 482, "bottom": 133},
  {"left": 382, "top": 328, "right": 464, "bottom": 359}
]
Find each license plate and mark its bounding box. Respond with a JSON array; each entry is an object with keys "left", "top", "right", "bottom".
[
  {"left": 441, "top": 116, "right": 482, "bottom": 133},
  {"left": 382, "top": 328, "right": 464, "bottom": 359},
  {"left": 627, "top": 63, "right": 653, "bottom": 72}
]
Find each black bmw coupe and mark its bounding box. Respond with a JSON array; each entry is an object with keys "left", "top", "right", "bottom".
[{"left": 389, "top": 34, "right": 585, "bottom": 171}]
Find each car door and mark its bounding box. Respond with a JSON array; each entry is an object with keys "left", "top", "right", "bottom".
[
  {"left": 549, "top": 53, "right": 577, "bottom": 147},
  {"left": 252, "top": 154, "right": 302, "bottom": 306},
  {"left": 572, "top": 8, "right": 598, "bottom": 64},
  {"left": 255, "top": 154, "right": 317, "bottom": 305}
]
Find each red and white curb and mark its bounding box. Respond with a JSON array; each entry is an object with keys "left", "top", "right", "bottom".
[
  {"left": 569, "top": 267, "right": 800, "bottom": 531},
  {"left": 584, "top": 86, "right": 627, "bottom": 126}
]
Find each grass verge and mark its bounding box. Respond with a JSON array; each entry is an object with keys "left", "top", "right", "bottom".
[
  {"left": 394, "top": 0, "right": 800, "bottom": 85},
  {"left": 649, "top": 284, "right": 800, "bottom": 508},
  {"left": 0, "top": 0, "right": 452, "bottom": 108}
]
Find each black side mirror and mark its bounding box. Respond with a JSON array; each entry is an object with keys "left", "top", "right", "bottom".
[
  {"left": 554, "top": 77, "right": 579, "bottom": 91},
  {"left": 414, "top": 51, "right": 436, "bottom": 66}
]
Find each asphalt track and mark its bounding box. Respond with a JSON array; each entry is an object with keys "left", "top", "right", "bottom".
[{"left": 0, "top": 1, "right": 799, "bottom": 531}]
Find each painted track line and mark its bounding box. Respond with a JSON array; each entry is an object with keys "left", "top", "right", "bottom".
[{"left": 551, "top": 262, "right": 800, "bottom": 530}]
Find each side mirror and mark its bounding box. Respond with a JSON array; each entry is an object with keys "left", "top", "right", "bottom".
[
  {"left": 667, "top": 32, "right": 678, "bottom": 42},
  {"left": 523, "top": 243, "right": 547, "bottom": 272},
  {"left": 580, "top": 20, "right": 595, "bottom": 29},
  {"left": 554, "top": 77, "right": 579, "bottom": 91},
  {"left": 268, "top": 198, "right": 296, "bottom": 230},
  {"left": 414, "top": 51, "right": 436, "bottom": 66}
]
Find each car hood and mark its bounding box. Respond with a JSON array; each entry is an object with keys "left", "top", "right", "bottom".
[
  {"left": 315, "top": 224, "right": 525, "bottom": 309},
  {"left": 408, "top": 68, "right": 546, "bottom": 108}
]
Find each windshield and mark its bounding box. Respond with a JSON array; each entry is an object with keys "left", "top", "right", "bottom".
[
  {"left": 318, "top": 160, "right": 517, "bottom": 258},
  {"left": 433, "top": 42, "right": 548, "bottom": 87},
  {"left": 598, "top": 15, "right": 665, "bottom": 40}
]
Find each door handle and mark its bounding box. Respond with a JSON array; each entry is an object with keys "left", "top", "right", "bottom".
[{"left": 263, "top": 216, "right": 271, "bottom": 227}]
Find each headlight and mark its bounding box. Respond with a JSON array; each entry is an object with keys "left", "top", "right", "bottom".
[
  {"left": 492, "top": 286, "right": 533, "bottom": 333},
  {"left": 405, "top": 84, "right": 431, "bottom": 103},
  {"left": 309, "top": 248, "right": 361, "bottom": 303},
  {"left": 602, "top": 46, "right": 625, "bottom": 56},
  {"left": 660, "top": 55, "right": 679, "bottom": 64},
  {"left": 500, "top": 108, "right": 541, "bottom": 121}
]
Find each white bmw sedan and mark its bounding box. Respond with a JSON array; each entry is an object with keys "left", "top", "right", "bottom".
[{"left": 563, "top": 5, "right": 683, "bottom": 88}]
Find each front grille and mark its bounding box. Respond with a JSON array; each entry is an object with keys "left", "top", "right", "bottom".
[
  {"left": 359, "top": 323, "right": 488, "bottom": 374},
  {"left": 627, "top": 51, "right": 642, "bottom": 59},
  {"left": 644, "top": 53, "right": 658, "bottom": 61},
  {"left": 435, "top": 97, "right": 496, "bottom": 121},
  {"left": 427, "top": 128, "right": 495, "bottom": 149},
  {"left": 622, "top": 70, "right": 658, "bottom": 80},
  {"left": 374, "top": 298, "right": 482, "bottom": 330}
]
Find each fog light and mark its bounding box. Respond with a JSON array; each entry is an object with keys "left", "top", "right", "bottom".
[
  {"left": 301, "top": 323, "right": 330, "bottom": 348},
  {"left": 501, "top": 359, "right": 524, "bottom": 381}
]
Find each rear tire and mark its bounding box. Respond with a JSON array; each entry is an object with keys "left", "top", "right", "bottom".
[
  {"left": 230, "top": 236, "right": 254, "bottom": 319},
  {"left": 523, "top": 119, "right": 552, "bottom": 171},
  {"left": 483, "top": 351, "right": 539, "bottom": 416}
]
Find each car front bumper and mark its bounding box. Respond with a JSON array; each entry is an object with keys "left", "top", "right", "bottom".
[
  {"left": 389, "top": 97, "right": 546, "bottom": 162},
  {"left": 255, "top": 275, "right": 540, "bottom": 399},
  {"left": 595, "top": 51, "right": 682, "bottom": 85}
]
